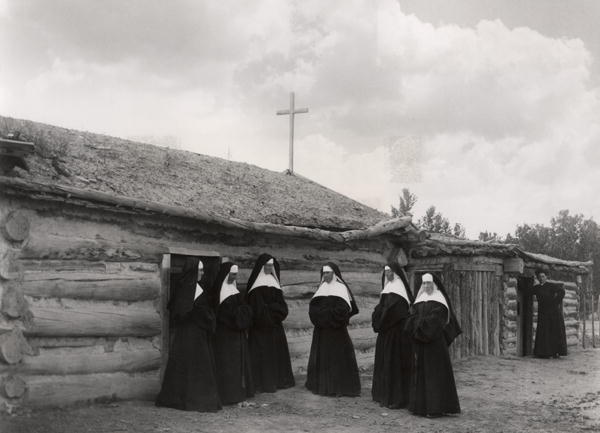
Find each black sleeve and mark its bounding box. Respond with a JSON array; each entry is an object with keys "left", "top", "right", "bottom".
[
  {"left": 411, "top": 303, "right": 447, "bottom": 343},
  {"left": 309, "top": 297, "right": 350, "bottom": 329},
  {"left": 191, "top": 303, "right": 217, "bottom": 333},
  {"left": 218, "top": 296, "right": 254, "bottom": 331},
  {"left": 268, "top": 290, "right": 289, "bottom": 324},
  {"left": 372, "top": 302, "right": 384, "bottom": 333},
  {"left": 553, "top": 284, "right": 565, "bottom": 301},
  {"left": 248, "top": 289, "right": 288, "bottom": 327}
]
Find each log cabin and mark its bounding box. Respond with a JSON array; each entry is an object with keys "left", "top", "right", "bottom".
[
  {"left": 407, "top": 233, "right": 592, "bottom": 360},
  {"left": 0, "top": 115, "right": 426, "bottom": 411},
  {"left": 0, "top": 115, "right": 591, "bottom": 411}
]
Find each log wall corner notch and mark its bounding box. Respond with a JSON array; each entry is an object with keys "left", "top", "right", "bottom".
[{"left": 2, "top": 210, "right": 30, "bottom": 244}]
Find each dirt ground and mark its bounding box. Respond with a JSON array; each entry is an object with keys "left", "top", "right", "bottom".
[{"left": 2, "top": 348, "right": 599, "bottom": 433}]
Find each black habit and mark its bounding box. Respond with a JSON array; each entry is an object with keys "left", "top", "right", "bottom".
[
  {"left": 371, "top": 264, "right": 413, "bottom": 409},
  {"left": 156, "top": 257, "right": 221, "bottom": 412},
  {"left": 406, "top": 274, "right": 461, "bottom": 417},
  {"left": 246, "top": 253, "right": 295, "bottom": 393},
  {"left": 213, "top": 262, "right": 255, "bottom": 404},
  {"left": 531, "top": 282, "right": 568, "bottom": 358},
  {"left": 305, "top": 262, "right": 361, "bottom": 397}
]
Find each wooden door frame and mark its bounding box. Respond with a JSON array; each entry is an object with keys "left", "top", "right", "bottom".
[
  {"left": 160, "top": 249, "right": 221, "bottom": 381},
  {"left": 516, "top": 276, "right": 534, "bottom": 356}
]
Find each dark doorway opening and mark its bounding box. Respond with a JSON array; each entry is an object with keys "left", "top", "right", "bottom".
[
  {"left": 160, "top": 251, "right": 221, "bottom": 379},
  {"left": 516, "top": 276, "right": 535, "bottom": 356}
]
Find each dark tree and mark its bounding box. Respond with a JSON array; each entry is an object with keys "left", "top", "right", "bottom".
[
  {"left": 510, "top": 210, "right": 600, "bottom": 295},
  {"left": 391, "top": 188, "right": 417, "bottom": 217}
]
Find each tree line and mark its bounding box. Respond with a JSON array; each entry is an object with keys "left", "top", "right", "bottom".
[{"left": 392, "top": 189, "right": 599, "bottom": 293}]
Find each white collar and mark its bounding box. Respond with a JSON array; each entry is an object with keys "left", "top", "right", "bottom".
[
  {"left": 194, "top": 282, "right": 204, "bottom": 300},
  {"left": 313, "top": 276, "right": 352, "bottom": 308},
  {"left": 219, "top": 273, "right": 239, "bottom": 304},
  {"left": 414, "top": 284, "right": 449, "bottom": 322},
  {"left": 381, "top": 273, "right": 410, "bottom": 305},
  {"left": 248, "top": 266, "right": 281, "bottom": 292}
]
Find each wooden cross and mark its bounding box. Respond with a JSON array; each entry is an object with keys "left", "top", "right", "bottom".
[{"left": 276, "top": 92, "right": 308, "bottom": 174}]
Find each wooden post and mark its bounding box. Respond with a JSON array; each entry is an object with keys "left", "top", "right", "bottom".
[
  {"left": 160, "top": 254, "right": 171, "bottom": 382},
  {"left": 582, "top": 278, "right": 587, "bottom": 349},
  {"left": 591, "top": 272, "right": 596, "bottom": 348}
]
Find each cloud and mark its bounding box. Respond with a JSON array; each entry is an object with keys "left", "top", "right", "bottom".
[{"left": 0, "top": 0, "right": 599, "bottom": 238}]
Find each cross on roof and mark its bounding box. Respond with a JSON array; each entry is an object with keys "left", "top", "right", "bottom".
[{"left": 276, "top": 92, "right": 308, "bottom": 174}]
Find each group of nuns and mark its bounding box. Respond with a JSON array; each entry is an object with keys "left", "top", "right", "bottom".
[{"left": 156, "top": 253, "right": 462, "bottom": 418}]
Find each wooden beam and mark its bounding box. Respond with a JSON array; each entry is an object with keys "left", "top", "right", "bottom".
[
  {"left": 0, "top": 340, "right": 160, "bottom": 375},
  {"left": 167, "top": 247, "right": 220, "bottom": 257},
  {"left": 25, "top": 298, "right": 161, "bottom": 338},
  {"left": 0, "top": 176, "right": 413, "bottom": 243},
  {"left": 503, "top": 258, "right": 525, "bottom": 274},
  {"left": 19, "top": 277, "right": 160, "bottom": 302},
  {"left": 0, "top": 138, "right": 35, "bottom": 158},
  {"left": 22, "top": 371, "right": 160, "bottom": 407}
]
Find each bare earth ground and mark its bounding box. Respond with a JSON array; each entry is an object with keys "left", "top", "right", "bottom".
[{"left": 2, "top": 349, "right": 599, "bottom": 433}]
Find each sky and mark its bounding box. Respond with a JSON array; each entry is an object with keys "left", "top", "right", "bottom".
[{"left": 0, "top": 0, "right": 599, "bottom": 238}]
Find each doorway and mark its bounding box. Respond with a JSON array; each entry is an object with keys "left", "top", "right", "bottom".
[
  {"left": 160, "top": 250, "right": 221, "bottom": 379},
  {"left": 516, "top": 276, "right": 535, "bottom": 356}
]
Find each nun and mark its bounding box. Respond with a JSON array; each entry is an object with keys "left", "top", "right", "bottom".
[
  {"left": 155, "top": 259, "right": 221, "bottom": 412},
  {"left": 305, "top": 262, "right": 361, "bottom": 397},
  {"left": 246, "top": 253, "right": 295, "bottom": 393},
  {"left": 213, "top": 262, "right": 255, "bottom": 404},
  {"left": 406, "top": 273, "right": 461, "bottom": 417},
  {"left": 371, "top": 264, "right": 414, "bottom": 409},
  {"left": 530, "top": 270, "right": 568, "bottom": 358}
]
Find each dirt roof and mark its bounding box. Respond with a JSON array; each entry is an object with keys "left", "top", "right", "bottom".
[
  {"left": 413, "top": 233, "right": 592, "bottom": 272},
  {"left": 0, "top": 115, "right": 388, "bottom": 230}
]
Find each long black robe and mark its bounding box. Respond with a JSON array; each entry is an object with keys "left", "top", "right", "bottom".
[
  {"left": 531, "top": 282, "right": 568, "bottom": 358},
  {"left": 371, "top": 293, "right": 412, "bottom": 408},
  {"left": 406, "top": 301, "right": 460, "bottom": 416},
  {"left": 305, "top": 295, "right": 361, "bottom": 397},
  {"left": 156, "top": 290, "right": 221, "bottom": 412},
  {"left": 214, "top": 292, "right": 255, "bottom": 404},
  {"left": 248, "top": 285, "right": 295, "bottom": 392}
]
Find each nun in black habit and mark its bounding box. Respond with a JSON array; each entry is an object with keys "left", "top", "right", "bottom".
[
  {"left": 406, "top": 273, "right": 461, "bottom": 417},
  {"left": 371, "top": 263, "right": 414, "bottom": 409},
  {"left": 246, "top": 253, "right": 295, "bottom": 393},
  {"left": 155, "top": 258, "right": 221, "bottom": 412},
  {"left": 213, "top": 262, "right": 255, "bottom": 404},
  {"left": 305, "top": 262, "right": 361, "bottom": 397},
  {"left": 530, "top": 270, "right": 568, "bottom": 358}
]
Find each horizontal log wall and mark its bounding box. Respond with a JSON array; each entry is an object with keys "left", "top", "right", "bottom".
[
  {"left": 0, "top": 196, "right": 388, "bottom": 410},
  {"left": 502, "top": 278, "right": 518, "bottom": 355}
]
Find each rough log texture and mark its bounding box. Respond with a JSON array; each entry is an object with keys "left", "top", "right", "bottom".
[
  {"left": 25, "top": 298, "right": 161, "bottom": 337},
  {"left": 0, "top": 328, "right": 33, "bottom": 365},
  {"left": 2, "top": 375, "right": 26, "bottom": 399},
  {"left": 0, "top": 339, "right": 160, "bottom": 375},
  {"left": 2, "top": 210, "right": 30, "bottom": 242},
  {"left": 20, "top": 213, "right": 388, "bottom": 272},
  {"left": 1, "top": 286, "right": 29, "bottom": 318},
  {"left": 23, "top": 371, "right": 160, "bottom": 407}
]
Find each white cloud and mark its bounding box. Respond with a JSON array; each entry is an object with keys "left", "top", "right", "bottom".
[{"left": 0, "top": 0, "right": 599, "bottom": 238}]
